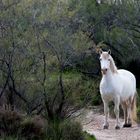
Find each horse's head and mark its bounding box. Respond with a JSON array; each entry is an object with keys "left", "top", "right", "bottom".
[{"left": 99, "top": 49, "right": 112, "bottom": 75}]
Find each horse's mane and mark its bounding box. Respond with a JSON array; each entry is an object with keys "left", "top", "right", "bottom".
[
  {"left": 110, "top": 56, "right": 117, "bottom": 73},
  {"left": 110, "top": 56, "right": 118, "bottom": 73}
]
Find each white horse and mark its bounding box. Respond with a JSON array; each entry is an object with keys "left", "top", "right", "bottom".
[{"left": 99, "top": 49, "right": 137, "bottom": 129}]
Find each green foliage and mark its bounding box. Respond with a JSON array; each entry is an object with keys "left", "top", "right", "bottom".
[
  {"left": 0, "top": 109, "right": 22, "bottom": 136},
  {"left": 46, "top": 119, "right": 85, "bottom": 140},
  {"left": 0, "top": 109, "right": 94, "bottom": 140},
  {"left": 1, "top": 0, "right": 140, "bottom": 108},
  {"left": 61, "top": 121, "right": 84, "bottom": 140},
  {"left": 20, "top": 117, "right": 45, "bottom": 140},
  {"left": 0, "top": 0, "right": 140, "bottom": 139},
  {"left": 46, "top": 119, "right": 62, "bottom": 140},
  {"left": 0, "top": 109, "right": 46, "bottom": 140},
  {"left": 0, "top": 136, "right": 20, "bottom": 140},
  {"left": 137, "top": 88, "right": 140, "bottom": 122},
  {"left": 45, "top": 71, "right": 101, "bottom": 107},
  {"left": 137, "top": 107, "right": 140, "bottom": 123},
  {"left": 84, "top": 132, "right": 96, "bottom": 140},
  {"left": 45, "top": 119, "right": 84, "bottom": 140}
]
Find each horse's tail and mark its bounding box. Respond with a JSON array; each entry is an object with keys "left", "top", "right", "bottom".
[{"left": 131, "top": 92, "right": 137, "bottom": 121}]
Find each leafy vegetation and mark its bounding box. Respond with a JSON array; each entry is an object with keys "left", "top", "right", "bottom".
[
  {"left": 84, "top": 132, "right": 96, "bottom": 140},
  {"left": 0, "top": 0, "right": 140, "bottom": 139}
]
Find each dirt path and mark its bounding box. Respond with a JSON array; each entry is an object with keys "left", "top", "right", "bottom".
[{"left": 75, "top": 108, "right": 140, "bottom": 140}]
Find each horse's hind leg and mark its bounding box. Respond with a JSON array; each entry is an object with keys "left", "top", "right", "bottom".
[
  {"left": 126, "top": 98, "right": 133, "bottom": 127},
  {"left": 103, "top": 101, "right": 109, "bottom": 129},
  {"left": 121, "top": 102, "right": 128, "bottom": 127},
  {"left": 122, "top": 98, "right": 132, "bottom": 127},
  {"left": 127, "top": 107, "right": 132, "bottom": 127}
]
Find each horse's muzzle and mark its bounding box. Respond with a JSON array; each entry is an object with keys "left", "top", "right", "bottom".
[{"left": 101, "top": 69, "right": 108, "bottom": 75}]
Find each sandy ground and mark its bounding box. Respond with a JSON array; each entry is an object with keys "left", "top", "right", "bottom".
[{"left": 74, "top": 108, "right": 140, "bottom": 140}]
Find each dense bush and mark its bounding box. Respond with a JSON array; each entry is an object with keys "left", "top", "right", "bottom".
[
  {"left": 45, "top": 71, "right": 101, "bottom": 108},
  {"left": 61, "top": 121, "right": 84, "bottom": 140},
  {"left": 20, "top": 116, "right": 46, "bottom": 140},
  {"left": 0, "top": 0, "right": 140, "bottom": 140},
  {"left": 0, "top": 109, "right": 45, "bottom": 140},
  {"left": 0, "top": 109, "right": 96, "bottom": 140},
  {"left": 137, "top": 88, "right": 140, "bottom": 122},
  {"left": 0, "top": 108, "right": 23, "bottom": 136}
]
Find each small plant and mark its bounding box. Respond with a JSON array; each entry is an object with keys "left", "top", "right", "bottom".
[
  {"left": 61, "top": 121, "right": 84, "bottom": 140},
  {"left": 45, "top": 119, "right": 84, "bottom": 140},
  {"left": 84, "top": 131, "right": 96, "bottom": 140}
]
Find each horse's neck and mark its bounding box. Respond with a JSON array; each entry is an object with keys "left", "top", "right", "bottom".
[
  {"left": 102, "top": 69, "right": 114, "bottom": 81},
  {"left": 110, "top": 58, "right": 118, "bottom": 73}
]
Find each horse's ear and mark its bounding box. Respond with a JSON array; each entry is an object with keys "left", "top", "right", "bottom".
[
  {"left": 108, "top": 49, "right": 111, "bottom": 55},
  {"left": 98, "top": 48, "right": 103, "bottom": 55}
]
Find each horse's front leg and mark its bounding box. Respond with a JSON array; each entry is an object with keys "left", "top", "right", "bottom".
[
  {"left": 103, "top": 101, "right": 109, "bottom": 129},
  {"left": 114, "top": 98, "right": 121, "bottom": 129}
]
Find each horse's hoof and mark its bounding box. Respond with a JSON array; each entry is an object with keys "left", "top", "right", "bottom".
[
  {"left": 103, "top": 123, "right": 109, "bottom": 129},
  {"left": 127, "top": 123, "right": 132, "bottom": 127},
  {"left": 115, "top": 125, "right": 120, "bottom": 129},
  {"left": 123, "top": 124, "right": 128, "bottom": 127},
  {"left": 103, "top": 125, "right": 109, "bottom": 129},
  {"left": 123, "top": 123, "right": 132, "bottom": 127}
]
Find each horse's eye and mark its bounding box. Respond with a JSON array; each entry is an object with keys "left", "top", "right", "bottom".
[
  {"left": 100, "top": 58, "right": 102, "bottom": 61},
  {"left": 108, "top": 59, "right": 110, "bottom": 61}
]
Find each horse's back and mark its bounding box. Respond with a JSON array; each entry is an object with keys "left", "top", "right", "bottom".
[
  {"left": 118, "top": 69, "right": 136, "bottom": 86},
  {"left": 118, "top": 69, "right": 136, "bottom": 100}
]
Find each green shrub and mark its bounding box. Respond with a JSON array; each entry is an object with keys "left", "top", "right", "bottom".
[
  {"left": 20, "top": 116, "right": 46, "bottom": 140},
  {"left": 0, "top": 109, "right": 95, "bottom": 140},
  {"left": 46, "top": 71, "right": 101, "bottom": 107},
  {"left": 45, "top": 120, "right": 84, "bottom": 140},
  {"left": 137, "top": 88, "right": 140, "bottom": 122},
  {"left": 137, "top": 107, "right": 140, "bottom": 122},
  {"left": 45, "top": 119, "right": 62, "bottom": 140},
  {"left": 84, "top": 132, "right": 96, "bottom": 140},
  {"left": 61, "top": 121, "right": 84, "bottom": 140},
  {"left": 0, "top": 109, "right": 46, "bottom": 140},
  {"left": 0, "top": 109, "right": 23, "bottom": 136},
  {"left": 0, "top": 136, "right": 21, "bottom": 140}
]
